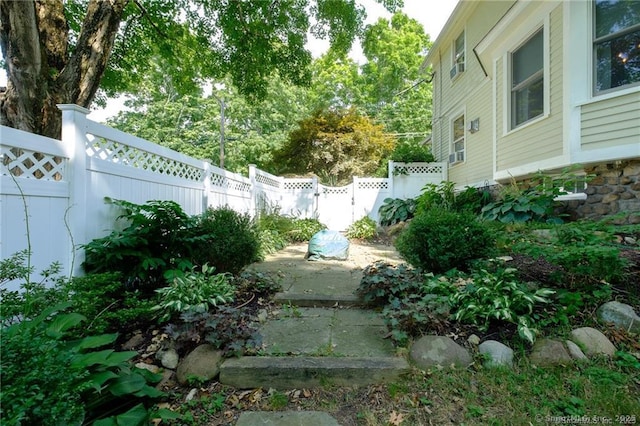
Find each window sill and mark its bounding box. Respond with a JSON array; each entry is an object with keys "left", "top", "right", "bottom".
[
  {"left": 503, "top": 113, "right": 549, "bottom": 137},
  {"left": 576, "top": 84, "right": 640, "bottom": 107},
  {"left": 554, "top": 192, "right": 587, "bottom": 202}
]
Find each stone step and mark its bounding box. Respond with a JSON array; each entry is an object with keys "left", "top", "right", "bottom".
[
  {"left": 219, "top": 356, "right": 410, "bottom": 389},
  {"left": 273, "top": 292, "right": 360, "bottom": 307}
]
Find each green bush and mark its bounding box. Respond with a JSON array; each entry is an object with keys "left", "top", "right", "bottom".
[
  {"left": 82, "top": 199, "right": 198, "bottom": 288},
  {"left": 390, "top": 140, "right": 435, "bottom": 163},
  {"left": 416, "top": 181, "right": 490, "bottom": 214},
  {"left": 346, "top": 216, "right": 378, "bottom": 240},
  {"left": 288, "top": 218, "right": 326, "bottom": 242},
  {"left": 192, "top": 206, "right": 261, "bottom": 275},
  {"left": 378, "top": 198, "right": 417, "bottom": 226},
  {"left": 356, "top": 261, "right": 423, "bottom": 307},
  {"left": 394, "top": 208, "right": 496, "bottom": 273},
  {"left": 152, "top": 264, "right": 236, "bottom": 322},
  {"left": 1, "top": 303, "right": 166, "bottom": 425}
]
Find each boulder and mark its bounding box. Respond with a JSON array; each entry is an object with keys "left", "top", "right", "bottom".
[
  {"left": 410, "top": 336, "right": 472, "bottom": 369},
  {"left": 478, "top": 340, "right": 513, "bottom": 368},
  {"left": 176, "top": 344, "right": 224, "bottom": 385},
  {"left": 597, "top": 301, "right": 640, "bottom": 334},
  {"left": 569, "top": 327, "right": 616, "bottom": 357},
  {"left": 157, "top": 347, "right": 179, "bottom": 370},
  {"left": 565, "top": 340, "right": 587, "bottom": 361},
  {"left": 530, "top": 339, "right": 572, "bottom": 366}
]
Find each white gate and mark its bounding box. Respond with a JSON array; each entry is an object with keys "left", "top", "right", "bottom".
[{"left": 316, "top": 183, "right": 354, "bottom": 231}]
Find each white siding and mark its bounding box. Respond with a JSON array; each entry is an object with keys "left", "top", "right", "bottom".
[{"left": 581, "top": 92, "right": 640, "bottom": 150}]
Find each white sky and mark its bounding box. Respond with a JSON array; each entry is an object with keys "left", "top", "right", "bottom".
[{"left": 0, "top": 0, "right": 458, "bottom": 121}]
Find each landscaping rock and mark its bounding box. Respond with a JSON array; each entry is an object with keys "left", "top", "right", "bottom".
[
  {"left": 176, "top": 344, "right": 223, "bottom": 385},
  {"left": 597, "top": 301, "right": 640, "bottom": 334},
  {"left": 478, "top": 340, "right": 513, "bottom": 368},
  {"left": 122, "top": 332, "right": 145, "bottom": 350},
  {"left": 565, "top": 340, "right": 587, "bottom": 361},
  {"left": 467, "top": 334, "right": 481, "bottom": 346},
  {"left": 157, "top": 347, "right": 179, "bottom": 369},
  {"left": 530, "top": 339, "right": 572, "bottom": 366},
  {"left": 569, "top": 327, "right": 616, "bottom": 357},
  {"left": 410, "top": 336, "right": 472, "bottom": 369}
]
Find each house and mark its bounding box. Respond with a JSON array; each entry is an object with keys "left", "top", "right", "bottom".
[{"left": 423, "top": 0, "right": 640, "bottom": 222}]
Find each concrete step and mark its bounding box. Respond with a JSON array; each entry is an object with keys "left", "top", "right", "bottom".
[
  {"left": 219, "top": 356, "right": 410, "bottom": 389},
  {"left": 273, "top": 292, "right": 360, "bottom": 307}
]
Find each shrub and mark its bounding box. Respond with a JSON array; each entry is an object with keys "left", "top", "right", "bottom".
[
  {"left": 82, "top": 198, "right": 198, "bottom": 288},
  {"left": 394, "top": 208, "right": 496, "bottom": 273},
  {"left": 356, "top": 261, "right": 423, "bottom": 307},
  {"left": 152, "top": 265, "right": 236, "bottom": 322},
  {"left": 288, "top": 218, "right": 326, "bottom": 242},
  {"left": 390, "top": 140, "right": 435, "bottom": 163},
  {"left": 192, "top": 206, "right": 261, "bottom": 275},
  {"left": 378, "top": 198, "right": 417, "bottom": 226},
  {"left": 382, "top": 293, "right": 451, "bottom": 346},
  {"left": 1, "top": 303, "right": 166, "bottom": 425},
  {"left": 416, "top": 181, "right": 490, "bottom": 214},
  {"left": 346, "top": 216, "right": 378, "bottom": 240}
]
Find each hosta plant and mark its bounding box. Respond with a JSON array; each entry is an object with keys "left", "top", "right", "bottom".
[
  {"left": 153, "top": 264, "right": 235, "bottom": 322},
  {"left": 346, "top": 216, "right": 378, "bottom": 240},
  {"left": 378, "top": 198, "right": 417, "bottom": 226}
]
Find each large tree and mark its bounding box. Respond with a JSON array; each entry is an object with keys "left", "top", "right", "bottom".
[
  {"left": 271, "top": 107, "right": 394, "bottom": 185},
  {"left": 0, "top": 0, "right": 402, "bottom": 139}
]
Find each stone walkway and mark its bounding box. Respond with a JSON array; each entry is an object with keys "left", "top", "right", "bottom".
[{"left": 221, "top": 241, "right": 408, "bottom": 425}]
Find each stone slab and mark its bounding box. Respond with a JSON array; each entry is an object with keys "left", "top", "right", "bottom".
[
  {"left": 236, "top": 411, "right": 341, "bottom": 426},
  {"left": 260, "top": 316, "right": 332, "bottom": 355},
  {"left": 219, "top": 356, "right": 410, "bottom": 389},
  {"left": 331, "top": 325, "right": 394, "bottom": 357},
  {"left": 274, "top": 293, "right": 360, "bottom": 307}
]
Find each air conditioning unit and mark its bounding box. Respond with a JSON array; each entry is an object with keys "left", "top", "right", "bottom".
[
  {"left": 450, "top": 62, "right": 465, "bottom": 79},
  {"left": 449, "top": 151, "right": 465, "bottom": 164}
]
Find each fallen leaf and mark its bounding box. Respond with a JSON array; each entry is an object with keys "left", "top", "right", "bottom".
[{"left": 389, "top": 410, "right": 404, "bottom": 425}]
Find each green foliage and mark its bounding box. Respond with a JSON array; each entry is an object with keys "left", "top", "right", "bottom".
[
  {"left": 390, "top": 140, "right": 435, "bottom": 163},
  {"left": 425, "top": 267, "right": 555, "bottom": 343},
  {"left": 512, "top": 222, "right": 629, "bottom": 286},
  {"left": 62, "top": 272, "right": 157, "bottom": 336},
  {"left": 416, "top": 181, "right": 490, "bottom": 214},
  {"left": 480, "top": 168, "right": 587, "bottom": 224},
  {"left": 378, "top": 197, "right": 417, "bottom": 226},
  {"left": 152, "top": 265, "right": 236, "bottom": 322},
  {"left": 82, "top": 198, "right": 198, "bottom": 288},
  {"left": 382, "top": 292, "right": 451, "bottom": 347},
  {"left": 165, "top": 308, "right": 262, "bottom": 358},
  {"left": 356, "top": 261, "right": 423, "bottom": 307},
  {"left": 192, "top": 206, "right": 261, "bottom": 275},
  {"left": 394, "top": 208, "right": 496, "bottom": 273},
  {"left": 1, "top": 252, "right": 64, "bottom": 325},
  {"left": 272, "top": 107, "right": 394, "bottom": 185},
  {"left": 1, "top": 303, "right": 164, "bottom": 425},
  {"left": 346, "top": 216, "right": 378, "bottom": 240},
  {"left": 288, "top": 218, "right": 327, "bottom": 242},
  {"left": 233, "top": 270, "right": 282, "bottom": 297}
]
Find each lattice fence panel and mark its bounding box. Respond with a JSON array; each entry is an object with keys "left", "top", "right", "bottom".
[
  {"left": 284, "top": 180, "right": 314, "bottom": 190},
  {"left": 357, "top": 180, "right": 389, "bottom": 190},
  {"left": 321, "top": 185, "right": 351, "bottom": 195},
  {"left": 255, "top": 172, "right": 281, "bottom": 188},
  {"left": 1, "top": 146, "right": 66, "bottom": 181},
  {"left": 86, "top": 138, "right": 204, "bottom": 181},
  {"left": 394, "top": 163, "right": 445, "bottom": 175},
  {"left": 209, "top": 173, "right": 252, "bottom": 192}
]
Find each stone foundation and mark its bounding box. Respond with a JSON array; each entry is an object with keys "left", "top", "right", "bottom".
[{"left": 563, "top": 158, "right": 640, "bottom": 224}]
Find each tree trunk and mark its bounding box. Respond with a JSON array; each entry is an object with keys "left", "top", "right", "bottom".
[{"left": 0, "top": 0, "right": 127, "bottom": 139}]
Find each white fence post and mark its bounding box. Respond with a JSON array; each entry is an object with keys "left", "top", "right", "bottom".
[
  {"left": 202, "top": 161, "right": 212, "bottom": 212},
  {"left": 248, "top": 164, "right": 257, "bottom": 217},
  {"left": 388, "top": 160, "right": 395, "bottom": 198},
  {"left": 58, "top": 104, "right": 89, "bottom": 277}
]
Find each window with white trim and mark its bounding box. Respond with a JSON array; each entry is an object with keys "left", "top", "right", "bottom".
[
  {"left": 451, "top": 31, "right": 465, "bottom": 78},
  {"left": 511, "top": 28, "right": 544, "bottom": 129},
  {"left": 450, "top": 114, "right": 465, "bottom": 164},
  {"left": 593, "top": 0, "right": 640, "bottom": 93}
]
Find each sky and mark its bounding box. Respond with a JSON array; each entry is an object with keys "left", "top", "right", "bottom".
[{"left": 0, "top": 0, "right": 459, "bottom": 121}]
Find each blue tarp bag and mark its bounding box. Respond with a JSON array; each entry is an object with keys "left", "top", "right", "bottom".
[{"left": 307, "top": 229, "right": 349, "bottom": 261}]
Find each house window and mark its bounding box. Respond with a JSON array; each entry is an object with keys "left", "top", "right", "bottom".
[
  {"left": 511, "top": 28, "right": 544, "bottom": 128},
  {"left": 450, "top": 114, "right": 465, "bottom": 164},
  {"left": 593, "top": 0, "right": 640, "bottom": 93},
  {"left": 451, "top": 31, "right": 465, "bottom": 78}
]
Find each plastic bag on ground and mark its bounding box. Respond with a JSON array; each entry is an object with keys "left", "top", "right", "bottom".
[{"left": 306, "top": 229, "right": 349, "bottom": 261}]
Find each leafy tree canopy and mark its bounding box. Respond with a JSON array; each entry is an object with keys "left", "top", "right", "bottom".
[
  {"left": 0, "top": 0, "right": 403, "bottom": 138},
  {"left": 271, "top": 107, "right": 394, "bottom": 185}
]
